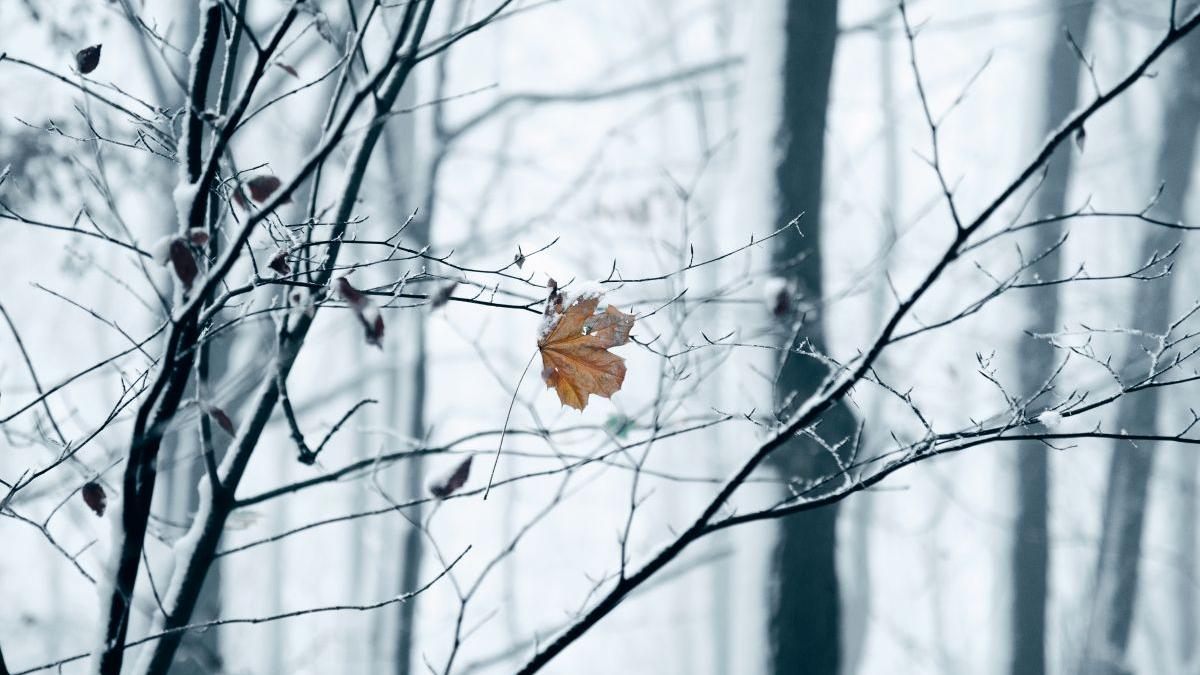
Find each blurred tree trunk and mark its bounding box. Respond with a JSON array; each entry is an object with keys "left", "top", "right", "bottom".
[
  {"left": 147, "top": 5, "right": 225, "bottom": 673},
  {"left": 1082, "top": 23, "right": 1200, "bottom": 675},
  {"left": 1174, "top": 450, "right": 1198, "bottom": 668},
  {"left": 394, "top": 73, "right": 436, "bottom": 675},
  {"left": 767, "top": 2, "right": 850, "bottom": 675},
  {"left": 1010, "top": 4, "right": 1094, "bottom": 675},
  {"left": 708, "top": 4, "right": 738, "bottom": 673},
  {"left": 843, "top": 5, "right": 900, "bottom": 671}
]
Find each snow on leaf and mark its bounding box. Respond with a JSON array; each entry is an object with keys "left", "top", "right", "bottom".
[
  {"left": 430, "top": 456, "right": 472, "bottom": 499},
  {"left": 537, "top": 290, "right": 634, "bottom": 410},
  {"left": 82, "top": 481, "right": 106, "bottom": 517},
  {"left": 268, "top": 249, "right": 292, "bottom": 276},
  {"left": 334, "top": 276, "right": 384, "bottom": 348},
  {"left": 75, "top": 44, "right": 101, "bottom": 74}
]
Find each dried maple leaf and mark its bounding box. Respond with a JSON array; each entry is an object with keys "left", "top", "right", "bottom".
[{"left": 538, "top": 291, "right": 634, "bottom": 410}]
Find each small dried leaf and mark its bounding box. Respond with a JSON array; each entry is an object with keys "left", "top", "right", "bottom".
[
  {"left": 75, "top": 44, "right": 101, "bottom": 74},
  {"left": 275, "top": 62, "right": 299, "bottom": 78},
  {"left": 246, "top": 175, "right": 283, "bottom": 203},
  {"left": 201, "top": 403, "right": 236, "bottom": 436},
  {"left": 334, "top": 276, "right": 384, "bottom": 348},
  {"left": 763, "top": 277, "right": 792, "bottom": 317},
  {"left": 186, "top": 228, "right": 210, "bottom": 247},
  {"left": 1074, "top": 126, "right": 1087, "bottom": 153},
  {"left": 772, "top": 287, "right": 792, "bottom": 318},
  {"left": 231, "top": 187, "right": 249, "bottom": 209},
  {"left": 430, "top": 456, "right": 472, "bottom": 499},
  {"left": 268, "top": 250, "right": 292, "bottom": 276},
  {"left": 514, "top": 248, "right": 526, "bottom": 269},
  {"left": 313, "top": 15, "right": 337, "bottom": 45},
  {"left": 429, "top": 281, "right": 458, "bottom": 309},
  {"left": 82, "top": 481, "right": 106, "bottom": 517},
  {"left": 537, "top": 291, "right": 634, "bottom": 410},
  {"left": 169, "top": 237, "right": 198, "bottom": 290}
]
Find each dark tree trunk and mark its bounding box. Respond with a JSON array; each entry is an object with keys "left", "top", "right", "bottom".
[
  {"left": 767, "top": 2, "right": 849, "bottom": 675},
  {"left": 1082, "top": 24, "right": 1200, "bottom": 675},
  {"left": 1010, "top": 4, "right": 1094, "bottom": 675}
]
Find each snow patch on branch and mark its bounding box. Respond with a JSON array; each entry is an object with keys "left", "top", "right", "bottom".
[
  {"left": 1036, "top": 410, "right": 1064, "bottom": 430},
  {"left": 88, "top": 491, "right": 126, "bottom": 671},
  {"left": 130, "top": 476, "right": 215, "bottom": 673},
  {"left": 172, "top": 182, "right": 198, "bottom": 233}
]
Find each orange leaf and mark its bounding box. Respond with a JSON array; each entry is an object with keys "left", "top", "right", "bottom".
[{"left": 537, "top": 291, "right": 634, "bottom": 410}]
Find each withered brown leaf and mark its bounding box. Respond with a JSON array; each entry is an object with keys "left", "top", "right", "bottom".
[
  {"left": 246, "top": 175, "right": 283, "bottom": 203},
  {"left": 538, "top": 293, "right": 634, "bottom": 410},
  {"left": 201, "top": 402, "right": 236, "bottom": 436},
  {"left": 334, "top": 276, "right": 384, "bottom": 348},
  {"left": 430, "top": 456, "right": 472, "bottom": 499},
  {"left": 82, "top": 481, "right": 106, "bottom": 517},
  {"left": 75, "top": 45, "right": 101, "bottom": 74},
  {"left": 267, "top": 249, "right": 292, "bottom": 277},
  {"left": 168, "top": 238, "right": 198, "bottom": 290}
]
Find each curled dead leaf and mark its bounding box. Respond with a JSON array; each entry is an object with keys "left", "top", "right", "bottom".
[
  {"left": 246, "top": 175, "right": 285, "bottom": 203},
  {"left": 268, "top": 249, "right": 292, "bottom": 276},
  {"left": 168, "top": 238, "right": 198, "bottom": 290},
  {"left": 429, "top": 281, "right": 458, "bottom": 309},
  {"left": 537, "top": 289, "right": 634, "bottom": 410},
  {"left": 75, "top": 45, "right": 101, "bottom": 74},
  {"left": 430, "top": 456, "right": 472, "bottom": 499},
  {"left": 200, "top": 402, "right": 236, "bottom": 436},
  {"left": 82, "top": 481, "right": 106, "bottom": 517},
  {"left": 186, "top": 228, "right": 210, "bottom": 247},
  {"left": 334, "top": 276, "right": 384, "bottom": 348}
]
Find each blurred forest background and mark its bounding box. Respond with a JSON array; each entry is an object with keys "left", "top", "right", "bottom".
[{"left": 3, "top": 0, "right": 1200, "bottom": 674}]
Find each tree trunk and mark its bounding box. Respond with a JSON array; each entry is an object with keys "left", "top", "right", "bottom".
[
  {"left": 843, "top": 5, "right": 901, "bottom": 671},
  {"left": 1010, "top": 4, "right": 1094, "bottom": 675},
  {"left": 393, "top": 76, "right": 433, "bottom": 675},
  {"left": 767, "top": 2, "right": 849, "bottom": 675},
  {"left": 1082, "top": 24, "right": 1200, "bottom": 675}
]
